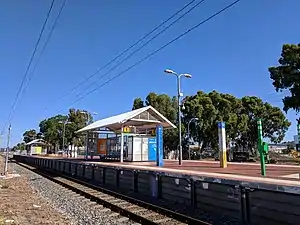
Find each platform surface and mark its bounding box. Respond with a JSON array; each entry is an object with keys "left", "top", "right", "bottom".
[{"left": 32, "top": 155, "right": 300, "bottom": 187}]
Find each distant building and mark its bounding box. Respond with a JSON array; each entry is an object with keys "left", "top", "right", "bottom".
[
  {"left": 294, "top": 135, "right": 299, "bottom": 151},
  {"left": 294, "top": 135, "right": 299, "bottom": 145},
  {"left": 268, "top": 143, "right": 289, "bottom": 153},
  {"left": 25, "top": 139, "right": 48, "bottom": 155}
]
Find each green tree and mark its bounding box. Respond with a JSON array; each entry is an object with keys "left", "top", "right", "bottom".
[
  {"left": 12, "top": 142, "right": 25, "bottom": 151},
  {"left": 39, "top": 115, "right": 66, "bottom": 151},
  {"left": 145, "top": 93, "right": 177, "bottom": 122},
  {"left": 132, "top": 98, "right": 144, "bottom": 110},
  {"left": 239, "top": 96, "right": 290, "bottom": 149},
  {"left": 132, "top": 93, "right": 180, "bottom": 154},
  {"left": 23, "top": 129, "right": 37, "bottom": 143},
  {"left": 182, "top": 91, "right": 218, "bottom": 151},
  {"left": 65, "top": 108, "right": 91, "bottom": 148},
  {"left": 269, "top": 44, "right": 300, "bottom": 114},
  {"left": 36, "top": 132, "right": 44, "bottom": 139},
  {"left": 38, "top": 109, "right": 92, "bottom": 152},
  {"left": 182, "top": 91, "right": 290, "bottom": 155},
  {"left": 15, "top": 142, "right": 25, "bottom": 151}
]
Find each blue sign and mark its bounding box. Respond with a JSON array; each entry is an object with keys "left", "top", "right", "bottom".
[
  {"left": 217, "top": 121, "right": 225, "bottom": 129},
  {"left": 156, "top": 125, "right": 164, "bottom": 167},
  {"left": 148, "top": 138, "right": 156, "bottom": 161}
]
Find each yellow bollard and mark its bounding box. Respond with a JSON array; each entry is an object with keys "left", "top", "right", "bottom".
[{"left": 218, "top": 122, "right": 227, "bottom": 168}]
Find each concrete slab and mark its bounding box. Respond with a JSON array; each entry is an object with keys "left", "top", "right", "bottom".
[{"left": 281, "top": 173, "right": 300, "bottom": 179}]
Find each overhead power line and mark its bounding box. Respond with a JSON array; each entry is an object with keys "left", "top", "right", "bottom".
[
  {"left": 52, "top": 0, "right": 200, "bottom": 103},
  {"left": 1, "top": 0, "right": 56, "bottom": 134},
  {"left": 58, "top": 0, "right": 242, "bottom": 113},
  {"left": 74, "top": 0, "right": 206, "bottom": 99},
  {"left": 22, "top": 0, "right": 68, "bottom": 94}
]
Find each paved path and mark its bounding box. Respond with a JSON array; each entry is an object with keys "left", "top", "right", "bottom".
[{"left": 34, "top": 155, "right": 300, "bottom": 186}]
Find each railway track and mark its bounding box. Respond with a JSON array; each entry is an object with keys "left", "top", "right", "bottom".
[{"left": 15, "top": 160, "right": 210, "bottom": 225}]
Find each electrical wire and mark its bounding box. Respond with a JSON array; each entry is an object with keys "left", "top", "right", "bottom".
[
  {"left": 74, "top": 0, "right": 206, "bottom": 99},
  {"left": 58, "top": 0, "right": 242, "bottom": 113},
  {"left": 1, "top": 0, "right": 56, "bottom": 134},
  {"left": 22, "top": 0, "right": 68, "bottom": 95},
  {"left": 52, "top": 0, "right": 199, "bottom": 103}
]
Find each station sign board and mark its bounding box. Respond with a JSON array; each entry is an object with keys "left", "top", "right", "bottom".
[{"left": 122, "top": 126, "right": 136, "bottom": 133}]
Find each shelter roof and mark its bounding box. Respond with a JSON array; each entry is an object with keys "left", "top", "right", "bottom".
[
  {"left": 25, "top": 139, "right": 47, "bottom": 146},
  {"left": 76, "top": 106, "right": 176, "bottom": 133}
]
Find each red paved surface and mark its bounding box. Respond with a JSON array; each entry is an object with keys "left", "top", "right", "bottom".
[
  {"left": 98, "top": 160, "right": 299, "bottom": 180},
  {"left": 34, "top": 155, "right": 300, "bottom": 185},
  {"left": 154, "top": 160, "right": 300, "bottom": 178}
]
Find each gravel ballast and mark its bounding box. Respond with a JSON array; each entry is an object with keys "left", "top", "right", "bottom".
[
  {"left": 12, "top": 158, "right": 240, "bottom": 225},
  {"left": 0, "top": 159, "right": 73, "bottom": 225},
  {"left": 13, "top": 162, "right": 135, "bottom": 225}
]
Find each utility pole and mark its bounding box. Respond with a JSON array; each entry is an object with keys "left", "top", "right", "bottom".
[
  {"left": 59, "top": 119, "right": 70, "bottom": 156},
  {"left": 4, "top": 124, "right": 11, "bottom": 176},
  {"left": 0, "top": 133, "right": 3, "bottom": 152}
]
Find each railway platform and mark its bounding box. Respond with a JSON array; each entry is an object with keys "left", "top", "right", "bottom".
[
  {"left": 39, "top": 155, "right": 300, "bottom": 186},
  {"left": 14, "top": 155, "right": 300, "bottom": 225}
]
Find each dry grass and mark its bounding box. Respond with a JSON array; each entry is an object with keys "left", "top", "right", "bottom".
[
  {"left": 0, "top": 158, "right": 72, "bottom": 225},
  {"left": 268, "top": 151, "right": 300, "bottom": 165}
]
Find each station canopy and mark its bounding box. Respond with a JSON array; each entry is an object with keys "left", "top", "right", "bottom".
[
  {"left": 25, "top": 139, "right": 47, "bottom": 146},
  {"left": 76, "top": 106, "right": 176, "bottom": 133}
]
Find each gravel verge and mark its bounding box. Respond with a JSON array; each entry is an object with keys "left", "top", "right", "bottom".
[
  {"left": 12, "top": 161, "right": 135, "bottom": 225},
  {"left": 0, "top": 160, "right": 73, "bottom": 224}
]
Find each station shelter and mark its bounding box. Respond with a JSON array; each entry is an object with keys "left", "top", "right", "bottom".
[
  {"left": 76, "top": 106, "right": 176, "bottom": 162},
  {"left": 25, "top": 139, "right": 48, "bottom": 155}
]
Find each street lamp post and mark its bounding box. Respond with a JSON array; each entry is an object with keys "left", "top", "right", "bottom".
[
  {"left": 59, "top": 120, "right": 71, "bottom": 156},
  {"left": 187, "top": 118, "right": 199, "bottom": 160},
  {"left": 164, "top": 69, "right": 192, "bottom": 165},
  {"left": 80, "top": 111, "right": 97, "bottom": 160}
]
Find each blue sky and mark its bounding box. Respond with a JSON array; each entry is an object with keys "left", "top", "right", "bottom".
[{"left": 0, "top": 0, "right": 299, "bottom": 147}]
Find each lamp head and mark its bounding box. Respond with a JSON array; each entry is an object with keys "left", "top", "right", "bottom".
[
  {"left": 183, "top": 73, "right": 192, "bottom": 78},
  {"left": 164, "top": 69, "right": 177, "bottom": 75}
]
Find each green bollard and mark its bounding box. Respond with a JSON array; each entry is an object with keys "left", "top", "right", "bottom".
[
  {"left": 263, "top": 142, "right": 269, "bottom": 163},
  {"left": 257, "top": 119, "right": 266, "bottom": 176}
]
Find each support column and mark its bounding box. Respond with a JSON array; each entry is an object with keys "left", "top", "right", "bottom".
[
  {"left": 218, "top": 121, "right": 227, "bottom": 168},
  {"left": 297, "top": 123, "right": 300, "bottom": 151},
  {"left": 85, "top": 132, "right": 89, "bottom": 160},
  {"left": 76, "top": 146, "right": 79, "bottom": 158},
  {"left": 156, "top": 125, "right": 164, "bottom": 167},
  {"left": 120, "top": 126, "right": 124, "bottom": 163}
]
